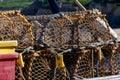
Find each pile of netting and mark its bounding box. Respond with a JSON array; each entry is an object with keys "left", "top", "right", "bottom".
[{"left": 0, "top": 10, "right": 120, "bottom": 80}]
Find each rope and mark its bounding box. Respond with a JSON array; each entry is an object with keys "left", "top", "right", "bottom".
[
  {"left": 91, "top": 49, "right": 94, "bottom": 77},
  {"left": 18, "top": 66, "right": 26, "bottom": 80}
]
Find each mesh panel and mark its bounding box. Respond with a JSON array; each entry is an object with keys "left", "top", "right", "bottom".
[
  {"left": 26, "top": 15, "right": 52, "bottom": 44},
  {"left": 15, "top": 64, "right": 22, "bottom": 80},
  {"left": 0, "top": 11, "right": 33, "bottom": 48},
  {"left": 22, "top": 50, "right": 66, "bottom": 80},
  {"left": 39, "top": 10, "right": 114, "bottom": 49},
  {"left": 20, "top": 44, "right": 120, "bottom": 79},
  {"left": 64, "top": 50, "right": 92, "bottom": 79},
  {"left": 71, "top": 44, "right": 120, "bottom": 79},
  {"left": 2, "top": 10, "right": 118, "bottom": 79}
]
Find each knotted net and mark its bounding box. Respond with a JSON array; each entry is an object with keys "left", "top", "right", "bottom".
[
  {"left": 20, "top": 10, "right": 120, "bottom": 80},
  {"left": 0, "top": 10, "right": 117, "bottom": 80},
  {"left": 0, "top": 11, "right": 33, "bottom": 49}
]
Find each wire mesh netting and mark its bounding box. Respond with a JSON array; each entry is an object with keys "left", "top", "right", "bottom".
[
  {"left": 15, "top": 64, "right": 22, "bottom": 80},
  {"left": 20, "top": 43, "right": 120, "bottom": 80},
  {"left": 0, "top": 11, "right": 33, "bottom": 49},
  {"left": 96, "top": 44, "right": 120, "bottom": 76},
  {"left": 16, "top": 10, "right": 120, "bottom": 80},
  {"left": 22, "top": 49, "right": 66, "bottom": 80},
  {"left": 0, "top": 10, "right": 119, "bottom": 80},
  {"left": 37, "top": 10, "right": 117, "bottom": 49},
  {"left": 68, "top": 45, "right": 120, "bottom": 79}
]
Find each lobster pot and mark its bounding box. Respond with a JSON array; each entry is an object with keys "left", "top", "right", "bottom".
[
  {"left": 21, "top": 49, "right": 66, "bottom": 80},
  {"left": 0, "top": 11, "right": 34, "bottom": 79},
  {"left": 26, "top": 10, "right": 114, "bottom": 47},
  {"left": 14, "top": 10, "right": 120, "bottom": 79},
  {"left": 0, "top": 11, "right": 33, "bottom": 49},
  {"left": 34, "top": 10, "right": 117, "bottom": 50},
  {"left": 17, "top": 43, "right": 120, "bottom": 80},
  {"left": 63, "top": 43, "right": 120, "bottom": 79}
]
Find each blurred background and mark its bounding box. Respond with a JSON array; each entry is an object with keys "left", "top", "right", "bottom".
[{"left": 0, "top": 0, "right": 120, "bottom": 28}]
